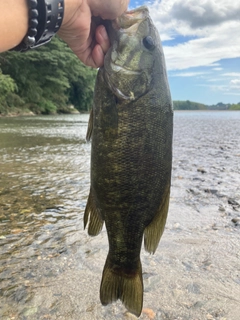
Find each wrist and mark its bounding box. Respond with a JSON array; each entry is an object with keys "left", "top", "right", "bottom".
[
  {"left": 61, "top": 0, "right": 82, "bottom": 28},
  {"left": 12, "top": 0, "right": 64, "bottom": 52},
  {"left": 0, "top": 0, "right": 28, "bottom": 52}
]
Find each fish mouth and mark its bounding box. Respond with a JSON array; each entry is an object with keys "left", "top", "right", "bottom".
[
  {"left": 109, "top": 62, "right": 141, "bottom": 75},
  {"left": 113, "top": 6, "right": 149, "bottom": 32}
]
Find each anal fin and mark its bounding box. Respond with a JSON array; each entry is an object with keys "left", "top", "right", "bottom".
[
  {"left": 84, "top": 188, "right": 104, "bottom": 236},
  {"left": 144, "top": 185, "right": 171, "bottom": 254}
]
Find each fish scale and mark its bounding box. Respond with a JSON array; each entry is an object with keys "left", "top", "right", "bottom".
[{"left": 84, "top": 6, "right": 173, "bottom": 317}]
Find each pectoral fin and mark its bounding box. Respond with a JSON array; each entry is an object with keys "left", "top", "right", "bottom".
[
  {"left": 144, "top": 185, "right": 170, "bottom": 254},
  {"left": 86, "top": 108, "right": 93, "bottom": 141},
  {"left": 84, "top": 188, "right": 104, "bottom": 236}
]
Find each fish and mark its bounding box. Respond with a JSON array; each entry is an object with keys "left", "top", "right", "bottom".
[{"left": 84, "top": 6, "right": 173, "bottom": 317}]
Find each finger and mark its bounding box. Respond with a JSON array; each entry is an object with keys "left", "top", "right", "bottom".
[
  {"left": 91, "top": 44, "right": 105, "bottom": 68},
  {"left": 90, "top": 0, "right": 130, "bottom": 20},
  {"left": 95, "top": 25, "right": 110, "bottom": 54},
  {"left": 76, "top": 44, "right": 104, "bottom": 68}
]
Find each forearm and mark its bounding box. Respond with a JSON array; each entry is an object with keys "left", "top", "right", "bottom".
[
  {"left": 0, "top": 0, "right": 28, "bottom": 52},
  {"left": 0, "top": 0, "right": 79, "bottom": 53}
]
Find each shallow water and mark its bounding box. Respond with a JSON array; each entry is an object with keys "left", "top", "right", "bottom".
[{"left": 0, "top": 112, "right": 240, "bottom": 320}]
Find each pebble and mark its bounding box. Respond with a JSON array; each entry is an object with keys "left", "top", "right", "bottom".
[
  {"left": 228, "top": 198, "right": 239, "bottom": 206},
  {"left": 11, "top": 228, "right": 22, "bottom": 234},
  {"left": 142, "top": 308, "right": 156, "bottom": 319},
  {"left": 232, "top": 217, "right": 240, "bottom": 224},
  {"left": 186, "top": 283, "right": 201, "bottom": 294},
  {"left": 124, "top": 312, "right": 137, "bottom": 319},
  {"left": 173, "top": 222, "right": 181, "bottom": 229},
  {"left": 211, "top": 223, "right": 219, "bottom": 230},
  {"left": 204, "top": 189, "right": 218, "bottom": 195},
  {"left": 23, "top": 306, "right": 38, "bottom": 317},
  {"left": 188, "top": 188, "right": 200, "bottom": 195}
]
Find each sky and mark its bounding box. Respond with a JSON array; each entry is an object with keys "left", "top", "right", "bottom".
[{"left": 129, "top": 0, "right": 240, "bottom": 105}]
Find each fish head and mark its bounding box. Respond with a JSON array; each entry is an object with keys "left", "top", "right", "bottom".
[{"left": 103, "top": 6, "right": 161, "bottom": 102}]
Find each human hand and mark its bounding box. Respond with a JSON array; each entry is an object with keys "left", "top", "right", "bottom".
[{"left": 58, "top": 0, "right": 129, "bottom": 68}]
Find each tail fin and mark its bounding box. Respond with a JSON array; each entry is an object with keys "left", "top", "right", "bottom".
[{"left": 100, "top": 255, "right": 143, "bottom": 317}]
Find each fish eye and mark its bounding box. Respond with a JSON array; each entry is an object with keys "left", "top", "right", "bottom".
[{"left": 143, "top": 36, "right": 155, "bottom": 51}]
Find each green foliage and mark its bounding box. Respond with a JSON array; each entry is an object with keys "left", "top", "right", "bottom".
[
  {"left": 173, "top": 100, "right": 207, "bottom": 110},
  {"left": 0, "top": 70, "right": 16, "bottom": 94},
  {"left": 0, "top": 69, "right": 23, "bottom": 114},
  {"left": 31, "top": 99, "right": 57, "bottom": 114},
  {"left": 0, "top": 37, "right": 97, "bottom": 115},
  {"left": 229, "top": 104, "right": 240, "bottom": 110}
]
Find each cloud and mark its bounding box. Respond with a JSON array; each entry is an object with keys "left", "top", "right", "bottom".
[
  {"left": 231, "top": 79, "right": 240, "bottom": 84},
  {"left": 149, "top": 0, "right": 240, "bottom": 32},
  {"left": 171, "top": 71, "right": 210, "bottom": 77},
  {"left": 170, "top": 0, "right": 240, "bottom": 28},
  {"left": 198, "top": 78, "right": 240, "bottom": 93},
  {"left": 223, "top": 73, "right": 240, "bottom": 77},
  {"left": 207, "top": 79, "right": 225, "bottom": 82},
  {"left": 148, "top": 0, "right": 240, "bottom": 70},
  {"left": 230, "top": 79, "right": 240, "bottom": 89}
]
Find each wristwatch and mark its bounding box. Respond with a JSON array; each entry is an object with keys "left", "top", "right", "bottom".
[{"left": 12, "top": 0, "right": 64, "bottom": 52}]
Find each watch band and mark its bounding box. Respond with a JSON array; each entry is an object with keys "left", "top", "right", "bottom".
[{"left": 12, "top": 0, "right": 64, "bottom": 52}]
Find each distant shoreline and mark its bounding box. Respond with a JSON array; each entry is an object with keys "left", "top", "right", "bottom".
[{"left": 1, "top": 103, "right": 239, "bottom": 118}]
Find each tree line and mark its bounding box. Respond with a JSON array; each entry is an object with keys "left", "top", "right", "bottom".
[
  {"left": 173, "top": 100, "right": 240, "bottom": 110},
  {"left": 0, "top": 37, "right": 97, "bottom": 115}
]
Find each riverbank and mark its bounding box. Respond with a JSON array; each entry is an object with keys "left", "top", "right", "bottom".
[
  {"left": 0, "top": 110, "right": 35, "bottom": 117},
  {"left": 0, "top": 106, "right": 80, "bottom": 118}
]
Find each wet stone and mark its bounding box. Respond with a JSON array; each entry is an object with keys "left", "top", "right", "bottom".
[
  {"left": 204, "top": 188, "right": 218, "bottom": 195},
  {"left": 124, "top": 311, "right": 138, "bottom": 319},
  {"left": 11, "top": 285, "right": 31, "bottom": 303},
  {"left": 193, "top": 300, "right": 206, "bottom": 309},
  {"left": 144, "top": 275, "right": 162, "bottom": 292},
  {"left": 187, "top": 188, "right": 200, "bottom": 196},
  {"left": 231, "top": 217, "right": 240, "bottom": 228},
  {"left": 142, "top": 308, "right": 156, "bottom": 319},
  {"left": 186, "top": 283, "right": 201, "bottom": 294},
  {"left": 228, "top": 198, "right": 239, "bottom": 206},
  {"left": 218, "top": 205, "right": 225, "bottom": 212},
  {"left": 232, "top": 217, "right": 240, "bottom": 224},
  {"left": 23, "top": 306, "right": 38, "bottom": 317},
  {"left": 192, "top": 177, "right": 205, "bottom": 182},
  {"left": 182, "top": 261, "right": 193, "bottom": 271}
]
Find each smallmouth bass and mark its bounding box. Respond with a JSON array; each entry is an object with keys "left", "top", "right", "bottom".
[{"left": 84, "top": 6, "right": 173, "bottom": 317}]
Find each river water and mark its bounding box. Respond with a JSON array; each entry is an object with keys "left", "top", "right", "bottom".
[{"left": 0, "top": 112, "right": 240, "bottom": 320}]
